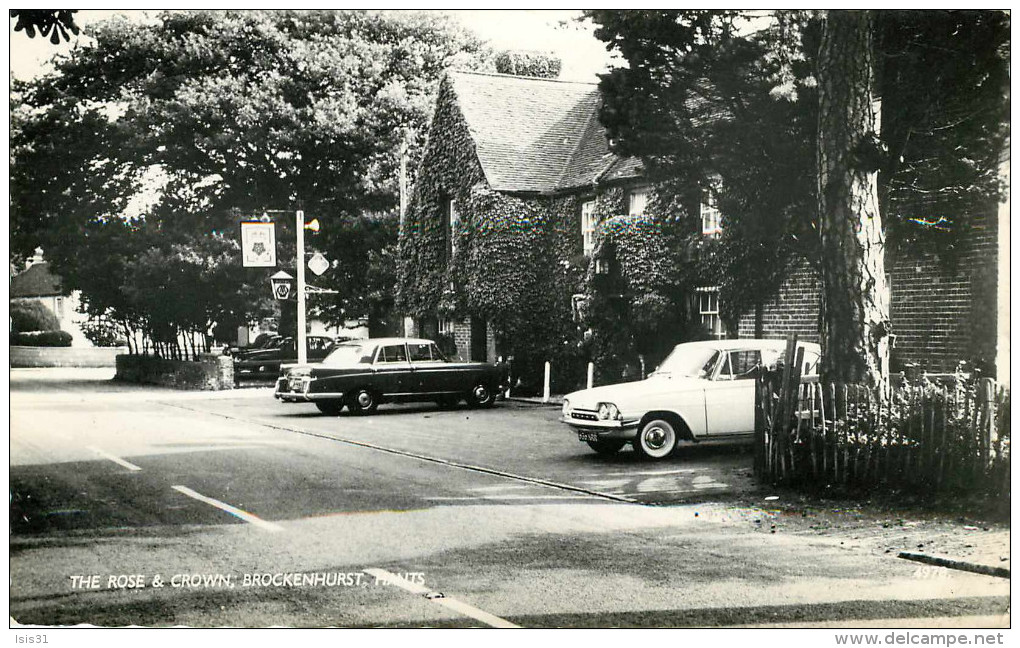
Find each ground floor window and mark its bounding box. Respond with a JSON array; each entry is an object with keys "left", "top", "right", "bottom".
[
  {"left": 697, "top": 287, "right": 724, "bottom": 339},
  {"left": 438, "top": 317, "right": 456, "bottom": 336}
]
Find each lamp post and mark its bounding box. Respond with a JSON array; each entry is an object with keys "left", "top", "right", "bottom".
[
  {"left": 296, "top": 209, "right": 307, "bottom": 364},
  {"left": 262, "top": 209, "right": 320, "bottom": 365}
]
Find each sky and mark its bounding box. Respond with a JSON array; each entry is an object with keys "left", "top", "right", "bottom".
[{"left": 8, "top": 9, "right": 618, "bottom": 83}]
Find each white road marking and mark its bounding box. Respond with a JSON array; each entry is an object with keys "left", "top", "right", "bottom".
[
  {"left": 85, "top": 446, "right": 142, "bottom": 471},
  {"left": 425, "top": 494, "right": 589, "bottom": 501},
  {"left": 171, "top": 485, "right": 283, "bottom": 532},
  {"left": 364, "top": 568, "right": 519, "bottom": 629}
]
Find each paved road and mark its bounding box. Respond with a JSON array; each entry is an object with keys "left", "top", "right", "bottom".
[{"left": 9, "top": 370, "right": 1010, "bottom": 628}]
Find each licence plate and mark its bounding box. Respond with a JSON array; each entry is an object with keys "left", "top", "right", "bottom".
[{"left": 577, "top": 431, "right": 600, "bottom": 443}]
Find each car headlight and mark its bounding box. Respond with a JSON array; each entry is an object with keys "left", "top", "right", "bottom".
[
  {"left": 562, "top": 398, "right": 570, "bottom": 416},
  {"left": 597, "top": 402, "right": 620, "bottom": 420}
]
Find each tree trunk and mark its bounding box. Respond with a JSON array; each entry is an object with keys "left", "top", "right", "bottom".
[{"left": 816, "top": 10, "right": 891, "bottom": 387}]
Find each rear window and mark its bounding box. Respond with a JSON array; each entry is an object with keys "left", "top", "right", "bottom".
[{"left": 322, "top": 343, "right": 376, "bottom": 367}]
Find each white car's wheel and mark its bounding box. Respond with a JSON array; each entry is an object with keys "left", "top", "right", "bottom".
[{"left": 633, "top": 418, "right": 678, "bottom": 460}]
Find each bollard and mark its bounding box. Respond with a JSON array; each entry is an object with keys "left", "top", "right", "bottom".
[
  {"left": 543, "top": 361, "right": 551, "bottom": 403},
  {"left": 587, "top": 362, "right": 594, "bottom": 390}
]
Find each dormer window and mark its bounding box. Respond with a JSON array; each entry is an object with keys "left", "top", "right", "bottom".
[
  {"left": 701, "top": 192, "right": 722, "bottom": 238},
  {"left": 581, "top": 200, "right": 597, "bottom": 256},
  {"left": 627, "top": 186, "right": 650, "bottom": 216}
]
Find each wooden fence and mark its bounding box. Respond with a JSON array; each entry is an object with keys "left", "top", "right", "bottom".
[{"left": 754, "top": 338, "right": 1010, "bottom": 496}]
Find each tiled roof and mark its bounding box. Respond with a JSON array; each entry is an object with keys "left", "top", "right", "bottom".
[
  {"left": 448, "top": 71, "right": 642, "bottom": 193},
  {"left": 10, "top": 262, "right": 63, "bottom": 298}
]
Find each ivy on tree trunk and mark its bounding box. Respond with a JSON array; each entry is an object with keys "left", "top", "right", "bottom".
[{"left": 816, "top": 10, "right": 891, "bottom": 387}]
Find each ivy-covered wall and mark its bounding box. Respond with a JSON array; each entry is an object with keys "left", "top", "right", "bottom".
[
  {"left": 397, "top": 75, "right": 488, "bottom": 320},
  {"left": 397, "top": 75, "right": 593, "bottom": 393},
  {"left": 582, "top": 187, "right": 712, "bottom": 383}
]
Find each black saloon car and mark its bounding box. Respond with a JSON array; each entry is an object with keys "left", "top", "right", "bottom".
[
  {"left": 274, "top": 337, "right": 508, "bottom": 415},
  {"left": 234, "top": 335, "right": 335, "bottom": 380}
]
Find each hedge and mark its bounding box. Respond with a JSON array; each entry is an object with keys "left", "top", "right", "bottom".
[
  {"left": 10, "top": 300, "right": 61, "bottom": 333},
  {"left": 11, "top": 330, "right": 73, "bottom": 347}
]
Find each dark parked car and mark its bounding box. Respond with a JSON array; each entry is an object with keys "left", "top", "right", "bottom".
[
  {"left": 222, "top": 333, "right": 284, "bottom": 357},
  {"left": 234, "top": 335, "right": 335, "bottom": 380},
  {"left": 274, "top": 337, "right": 508, "bottom": 415}
]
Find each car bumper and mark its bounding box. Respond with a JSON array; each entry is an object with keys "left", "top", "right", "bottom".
[
  {"left": 560, "top": 415, "right": 639, "bottom": 441},
  {"left": 273, "top": 377, "right": 344, "bottom": 403}
]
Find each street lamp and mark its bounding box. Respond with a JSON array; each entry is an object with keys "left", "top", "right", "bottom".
[{"left": 262, "top": 209, "right": 318, "bottom": 364}]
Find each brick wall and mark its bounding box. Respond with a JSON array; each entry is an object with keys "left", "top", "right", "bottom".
[
  {"left": 888, "top": 210, "right": 998, "bottom": 374},
  {"left": 448, "top": 317, "right": 497, "bottom": 363},
  {"left": 737, "top": 262, "right": 821, "bottom": 343},
  {"left": 735, "top": 208, "right": 1000, "bottom": 376}
]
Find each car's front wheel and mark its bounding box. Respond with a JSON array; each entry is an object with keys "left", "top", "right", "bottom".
[
  {"left": 633, "top": 418, "right": 678, "bottom": 460},
  {"left": 347, "top": 388, "right": 378, "bottom": 415},
  {"left": 315, "top": 401, "right": 344, "bottom": 416},
  {"left": 586, "top": 439, "right": 626, "bottom": 455},
  {"left": 467, "top": 383, "right": 495, "bottom": 408}
]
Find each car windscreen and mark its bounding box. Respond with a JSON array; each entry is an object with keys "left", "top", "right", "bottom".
[
  {"left": 321, "top": 343, "right": 376, "bottom": 367},
  {"left": 655, "top": 346, "right": 720, "bottom": 378}
]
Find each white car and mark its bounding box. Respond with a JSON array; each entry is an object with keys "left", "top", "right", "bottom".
[{"left": 561, "top": 339, "right": 821, "bottom": 459}]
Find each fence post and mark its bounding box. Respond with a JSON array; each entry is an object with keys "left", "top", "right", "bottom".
[
  {"left": 587, "top": 362, "right": 594, "bottom": 390},
  {"left": 980, "top": 377, "right": 995, "bottom": 468},
  {"left": 504, "top": 356, "right": 512, "bottom": 399},
  {"left": 543, "top": 361, "right": 551, "bottom": 403}
]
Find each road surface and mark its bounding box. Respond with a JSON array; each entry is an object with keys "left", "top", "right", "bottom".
[{"left": 9, "top": 370, "right": 1010, "bottom": 628}]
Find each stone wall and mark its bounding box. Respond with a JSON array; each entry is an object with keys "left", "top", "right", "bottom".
[
  {"left": 115, "top": 354, "right": 235, "bottom": 390},
  {"left": 10, "top": 346, "right": 126, "bottom": 368}
]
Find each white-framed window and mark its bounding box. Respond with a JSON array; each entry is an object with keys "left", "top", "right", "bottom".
[
  {"left": 627, "top": 186, "right": 650, "bottom": 216},
  {"left": 701, "top": 193, "right": 722, "bottom": 237},
  {"left": 438, "top": 317, "right": 456, "bottom": 336},
  {"left": 697, "top": 287, "right": 724, "bottom": 339},
  {"left": 581, "top": 200, "right": 597, "bottom": 256}
]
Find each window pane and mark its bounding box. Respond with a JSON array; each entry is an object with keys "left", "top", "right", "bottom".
[
  {"left": 581, "top": 200, "right": 596, "bottom": 255},
  {"left": 628, "top": 188, "right": 648, "bottom": 216},
  {"left": 379, "top": 344, "right": 408, "bottom": 363},
  {"left": 409, "top": 343, "right": 433, "bottom": 362},
  {"left": 729, "top": 351, "right": 761, "bottom": 379}
]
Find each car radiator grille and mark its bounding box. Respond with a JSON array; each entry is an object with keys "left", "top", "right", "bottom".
[{"left": 571, "top": 411, "right": 599, "bottom": 422}]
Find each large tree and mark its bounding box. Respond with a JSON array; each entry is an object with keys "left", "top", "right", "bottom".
[
  {"left": 587, "top": 9, "right": 1009, "bottom": 383},
  {"left": 11, "top": 10, "right": 492, "bottom": 353},
  {"left": 815, "top": 10, "right": 888, "bottom": 385}
]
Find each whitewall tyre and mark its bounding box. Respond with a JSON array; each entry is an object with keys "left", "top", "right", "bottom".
[{"left": 634, "top": 419, "right": 678, "bottom": 460}]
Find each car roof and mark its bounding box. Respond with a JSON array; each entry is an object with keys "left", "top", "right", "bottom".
[
  {"left": 335, "top": 337, "right": 435, "bottom": 346},
  {"left": 673, "top": 338, "right": 822, "bottom": 352}
]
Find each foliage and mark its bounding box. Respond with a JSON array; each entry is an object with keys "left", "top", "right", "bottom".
[
  {"left": 10, "top": 10, "right": 79, "bottom": 43},
  {"left": 494, "top": 50, "right": 562, "bottom": 78},
  {"left": 79, "top": 314, "right": 127, "bottom": 347},
  {"left": 587, "top": 10, "right": 820, "bottom": 324},
  {"left": 11, "top": 330, "right": 73, "bottom": 347},
  {"left": 10, "top": 300, "right": 61, "bottom": 332},
  {"left": 876, "top": 10, "right": 1010, "bottom": 258},
  {"left": 586, "top": 9, "right": 1009, "bottom": 324},
  {"left": 12, "top": 10, "right": 493, "bottom": 357}
]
